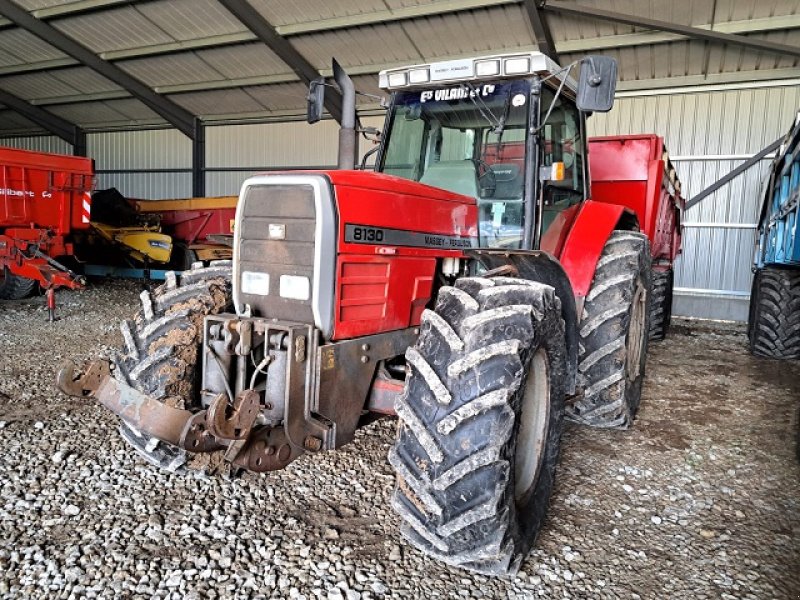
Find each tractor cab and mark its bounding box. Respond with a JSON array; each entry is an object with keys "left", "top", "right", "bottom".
[{"left": 373, "top": 52, "right": 615, "bottom": 251}]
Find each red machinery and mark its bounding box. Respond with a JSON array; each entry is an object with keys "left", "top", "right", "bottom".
[
  {"left": 59, "top": 53, "right": 682, "bottom": 576},
  {"left": 588, "top": 135, "right": 684, "bottom": 338},
  {"left": 0, "top": 146, "right": 92, "bottom": 299},
  {"left": 131, "top": 196, "right": 237, "bottom": 268}
]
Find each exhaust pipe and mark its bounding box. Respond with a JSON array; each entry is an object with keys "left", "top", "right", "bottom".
[{"left": 333, "top": 59, "right": 357, "bottom": 170}]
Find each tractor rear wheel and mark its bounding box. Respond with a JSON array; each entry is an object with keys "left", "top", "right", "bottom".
[
  {"left": 567, "top": 231, "right": 652, "bottom": 429},
  {"left": 0, "top": 268, "right": 37, "bottom": 300},
  {"left": 649, "top": 267, "right": 673, "bottom": 341},
  {"left": 390, "top": 276, "right": 566, "bottom": 575},
  {"left": 112, "top": 260, "right": 232, "bottom": 470},
  {"left": 748, "top": 267, "right": 800, "bottom": 359}
]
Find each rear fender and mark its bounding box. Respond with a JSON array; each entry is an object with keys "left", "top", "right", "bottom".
[
  {"left": 559, "top": 200, "right": 639, "bottom": 299},
  {"left": 467, "top": 249, "right": 579, "bottom": 395}
]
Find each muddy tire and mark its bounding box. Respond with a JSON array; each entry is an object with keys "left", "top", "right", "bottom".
[
  {"left": 567, "top": 231, "right": 651, "bottom": 429},
  {"left": 748, "top": 267, "right": 800, "bottom": 359},
  {"left": 111, "top": 261, "right": 232, "bottom": 470},
  {"left": 389, "top": 276, "right": 566, "bottom": 575},
  {"left": 649, "top": 268, "right": 673, "bottom": 341},
  {"left": 0, "top": 268, "right": 37, "bottom": 300}
]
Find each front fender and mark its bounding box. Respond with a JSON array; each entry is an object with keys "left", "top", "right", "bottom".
[
  {"left": 467, "top": 249, "right": 579, "bottom": 396},
  {"left": 559, "top": 200, "right": 637, "bottom": 298}
]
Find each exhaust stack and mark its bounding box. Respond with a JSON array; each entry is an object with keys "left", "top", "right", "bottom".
[{"left": 333, "top": 59, "right": 357, "bottom": 170}]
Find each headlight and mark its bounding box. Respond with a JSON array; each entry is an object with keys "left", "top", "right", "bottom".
[{"left": 279, "top": 275, "right": 310, "bottom": 301}]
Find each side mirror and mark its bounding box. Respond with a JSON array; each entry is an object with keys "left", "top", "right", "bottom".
[
  {"left": 576, "top": 56, "right": 617, "bottom": 113},
  {"left": 307, "top": 77, "right": 325, "bottom": 124}
]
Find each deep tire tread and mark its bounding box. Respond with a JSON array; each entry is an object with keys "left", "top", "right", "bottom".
[
  {"left": 649, "top": 268, "right": 673, "bottom": 341},
  {"left": 113, "top": 260, "right": 232, "bottom": 406},
  {"left": 748, "top": 267, "right": 800, "bottom": 359},
  {"left": 390, "top": 277, "right": 567, "bottom": 575},
  {"left": 567, "top": 231, "right": 652, "bottom": 429}
]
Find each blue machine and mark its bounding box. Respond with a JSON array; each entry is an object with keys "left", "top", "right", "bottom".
[
  {"left": 749, "top": 111, "right": 800, "bottom": 359},
  {"left": 757, "top": 113, "right": 800, "bottom": 268}
]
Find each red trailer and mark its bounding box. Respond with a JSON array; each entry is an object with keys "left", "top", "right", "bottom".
[
  {"left": 0, "top": 146, "right": 93, "bottom": 299},
  {"left": 587, "top": 134, "right": 685, "bottom": 339}
]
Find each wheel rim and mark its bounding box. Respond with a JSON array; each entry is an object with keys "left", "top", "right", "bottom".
[
  {"left": 626, "top": 281, "right": 647, "bottom": 381},
  {"left": 514, "top": 348, "right": 550, "bottom": 505}
]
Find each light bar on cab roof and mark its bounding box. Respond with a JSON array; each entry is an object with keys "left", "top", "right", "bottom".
[{"left": 378, "top": 51, "right": 575, "bottom": 91}]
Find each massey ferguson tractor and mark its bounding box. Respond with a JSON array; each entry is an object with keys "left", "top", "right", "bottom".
[{"left": 59, "top": 52, "right": 673, "bottom": 575}]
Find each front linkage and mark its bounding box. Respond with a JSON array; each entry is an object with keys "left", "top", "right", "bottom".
[{"left": 56, "top": 262, "right": 414, "bottom": 475}]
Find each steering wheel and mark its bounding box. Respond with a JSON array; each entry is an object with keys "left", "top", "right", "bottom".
[{"left": 472, "top": 158, "right": 497, "bottom": 198}]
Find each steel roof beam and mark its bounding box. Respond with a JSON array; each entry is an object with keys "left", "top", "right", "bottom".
[
  {"left": 0, "top": 87, "right": 84, "bottom": 151},
  {"left": 0, "top": 0, "right": 198, "bottom": 138},
  {"left": 216, "top": 0, "right": 343, "bottom": 124},
  {"left": 522, "top": 0, "right": 559, "bottom": 63},
  {"left": 1, "top": 8, "right": 799, "bottom": 76},
  {"left": 0, "top": 0, "right": 149, "bottom": 27},
  {"left": 558, "top": 14, "right": 800, "bottom": 53},
  {"left": 544, "top": 1, "right": 800, "bottom": 60}
]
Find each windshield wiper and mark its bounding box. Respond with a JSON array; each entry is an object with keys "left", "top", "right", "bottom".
[{"left": 463, "top": 82, "right": 506, "bottom": 134}]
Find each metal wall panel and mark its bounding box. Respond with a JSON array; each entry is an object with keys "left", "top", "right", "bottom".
[
  {"left": 88, "top": 129, "right": 191, "bottom": 199},
  {"left": 205, "top": 117, "right": 384, "bottom": 195},
  {"left": 88, "top": 129, "right": 191, "bottom": 170},
  {"left": 589, "top": 83, "right": 800, "bottom": 321},
  {"left": 0, "top": 134, "right": 71, "bottom": 154},
  {"left": 94, "top": 172, "right": 192, "bottom": 200}
]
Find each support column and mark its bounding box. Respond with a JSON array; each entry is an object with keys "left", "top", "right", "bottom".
[{"left": 192, "top": 119, "right": 205, "bottom": 198}]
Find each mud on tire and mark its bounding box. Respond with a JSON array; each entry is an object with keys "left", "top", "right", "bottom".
[
  {"left": 113, "top": 260, "right": 232, "bottom": 407},
  {"left": 0, "top": 268, "right": 37, "bottom": 300},
  {"left": 567, "top": 231, "right": 652, "bottom": 429},
  {"left": 111, "top": 261, "right": 232, "bottom": 470},
  {"left": 390, "top": 276, "right": 567, "bottom": 575},
  {"left": 649, "top": 268, "right": 673, "bottom": 341},
  {"left": 748, "top": 267, "right": 800, "bottom": 359}
]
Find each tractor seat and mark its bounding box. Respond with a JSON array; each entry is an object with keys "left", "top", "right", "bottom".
[
  {"left": 420, "top": 161, "right": 479, "bottom": 199},
  {"left": 490, "top": 163, "right": 523, "bottom": 199}
]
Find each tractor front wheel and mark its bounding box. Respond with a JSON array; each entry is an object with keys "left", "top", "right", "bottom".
[
  {"left": 389, "top": 276, "right": 566, "bottom": 575},
  {"left": 0, "top": 268, "right": 37, "bottom": 300},
  {"left": 112, "top": 260, "right": 232, "bottom": 470},
  {"left": 568, "top": 231, "right": 652, "bottom": 429}
]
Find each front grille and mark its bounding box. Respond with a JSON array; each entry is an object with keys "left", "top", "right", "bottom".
[{"left": 236, "top": 183, "right": 317, "bottom": 324}]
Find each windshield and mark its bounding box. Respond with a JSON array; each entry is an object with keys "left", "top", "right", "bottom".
[{"left": 378, "top": 79, "right": 531, "bottom": 249}]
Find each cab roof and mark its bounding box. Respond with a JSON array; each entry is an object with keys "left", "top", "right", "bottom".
[{"left": 378, "top": 52, "right": 578, "bottom": 93}]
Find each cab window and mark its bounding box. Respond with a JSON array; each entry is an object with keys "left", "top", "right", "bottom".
[{"left": 540, "top": 87, "right": 584, "bottom": 236}]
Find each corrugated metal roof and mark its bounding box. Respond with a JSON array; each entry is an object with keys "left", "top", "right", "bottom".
[
  {"left": 53, "top": 7, "right": 175, "bottom": 54},
  {"left": 0, "top": 108, "right": 41, "bottom": 131},
  {"left": 196, "top": 43, "right": 291, "bottom": 80},
  {"left": 243, "top": 81, "right": 317, "bottom": 111},
  {"left": 0, "top": 71, "right": 80, "bottom": 100},
  {"left": 136, "top": 0, "right": 248, "bottom": 41},
  {"left": 47, "top": 100, "right": 134, "bottom": 125},
  {"left": 0, "top": 28, "right": 66, "bottom": 63},
  {"left": 0, "top": 0, "right": 796, "bottom": 134},
  {"left": 170, "top": 88, "right": 266, "bottom": 116},
  {"left": 248, "top": 0, "right": 390, "bottom": 28},
  {"left": 118, "top": 53, "right": 226, "bottom": 87}
]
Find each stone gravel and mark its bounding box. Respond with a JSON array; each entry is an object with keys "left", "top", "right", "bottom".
[{"left": 0, "top": 280, "right": 798, "bottom": 599}]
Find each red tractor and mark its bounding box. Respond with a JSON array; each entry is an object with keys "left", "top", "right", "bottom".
[
  {"left": 59, "top": 53, "right": 676, "bottom": 575},
  {"left": 0, "top": 146, "right": 92, "bottom": 299}
]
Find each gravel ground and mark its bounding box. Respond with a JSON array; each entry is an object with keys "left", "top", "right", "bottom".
[{"left": 0, "top": 279, "right": 798, "bottom": 599}]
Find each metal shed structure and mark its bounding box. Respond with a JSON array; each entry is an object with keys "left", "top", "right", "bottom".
[{"left": 0, "top": 0, "right": 798, "bottom": 320}]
